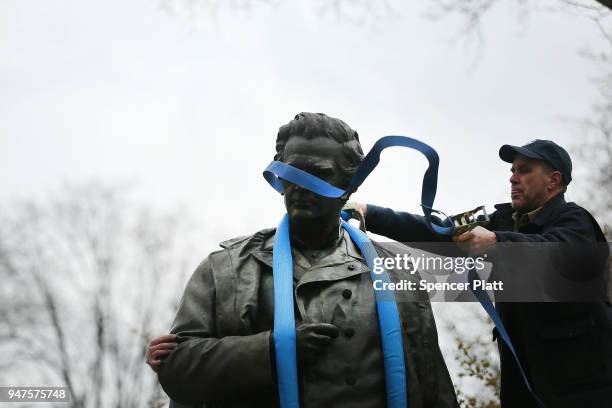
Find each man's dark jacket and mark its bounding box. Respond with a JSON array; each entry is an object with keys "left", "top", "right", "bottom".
[{"left": 366, "top": 194, "right": 612, "bottom": 407}]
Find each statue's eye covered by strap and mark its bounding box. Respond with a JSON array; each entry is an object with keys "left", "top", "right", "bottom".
[
  {"left": 263, "top": 135, "right": 454, "bottom": 236},
  {"left": 263, "top": 161, "right": 349, "bottom": 199}
]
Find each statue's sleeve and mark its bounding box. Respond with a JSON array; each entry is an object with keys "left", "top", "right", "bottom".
[{"left": 157, "top": 256, "right": 274, "bottom": 406}]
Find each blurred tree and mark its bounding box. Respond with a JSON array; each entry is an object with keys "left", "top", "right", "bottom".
[
  {"left": 0, "top": 182, "right": 201, "bottom": 408},
  {"left": 445, "top": 309, "right": 500, "bottom": 408},
  {"left": 428, "top": 1, "right": 611, "bottom": 212},
  {"left": 160, "top": 0, "right": 396, "bottom": 27}
]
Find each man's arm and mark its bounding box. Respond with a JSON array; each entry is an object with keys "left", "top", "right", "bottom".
[
  {"left": 494, "top": 205, "right": 601, "bottom": 243},
  {"left": 366, "top": 204, "right": 451, "bottom": 243},
  {"left": 490, "top": 205, "right": 609, "bottom": 282},
  {"left": 157, "top": 257, "right": 274, "bottom": 406}
]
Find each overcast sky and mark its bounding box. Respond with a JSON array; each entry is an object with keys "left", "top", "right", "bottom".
[{"left": 1, "top": 0, "right": 608, "bottom": 243}]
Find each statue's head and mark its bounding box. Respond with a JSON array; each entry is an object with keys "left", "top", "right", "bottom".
[{"left": 275, "top": 112, "right": 364, "bottom": 224}]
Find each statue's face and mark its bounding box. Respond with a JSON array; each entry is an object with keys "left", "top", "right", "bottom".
[{"left": 281, "top": 135, "right": 350, "bottom": 224}]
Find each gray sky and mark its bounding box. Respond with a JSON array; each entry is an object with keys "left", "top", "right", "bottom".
[{"left": 1, "top": 0, "right": 606, "bottom": 240}]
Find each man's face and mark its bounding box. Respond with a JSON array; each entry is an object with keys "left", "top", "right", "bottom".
[
  {"left": 509, "top": 155, "right": 554, "bottom": 213},
  {"left": 281, "top": 135, "right": 350, "bottom": 224}
]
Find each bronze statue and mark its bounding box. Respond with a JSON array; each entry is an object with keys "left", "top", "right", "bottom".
[{"left": 152, "top": 113, "right": 459, "bottom": 408}]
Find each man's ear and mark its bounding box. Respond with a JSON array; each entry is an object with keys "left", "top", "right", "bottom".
[{"left": 549, "top": 171, "right": 562, "bottom": 191}]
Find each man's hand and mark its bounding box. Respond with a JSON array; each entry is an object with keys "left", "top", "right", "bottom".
[
  {"left": 342, "top": 202, "right": 367, "bottom": 231},
  {"left": 342, "top": 202, "right": 366, "bottom": 219},
  {"left": 296, "top": 323, "right": 339, "bottom": 365},
  {"left": 146, "top": 334, "right": 177, "bottom": 372},
  {"left": 453, "top": 226, "right": 497, "bottom": 255}
]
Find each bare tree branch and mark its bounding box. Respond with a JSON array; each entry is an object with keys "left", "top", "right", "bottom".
[{"left": 0, "top": 182, "right": 200, "bottom": 408}]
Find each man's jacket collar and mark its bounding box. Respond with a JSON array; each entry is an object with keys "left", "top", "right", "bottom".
[
  {"left": 494, "top": 193, "right": 566, "bottom": 227},
  {"left": 528, "top": 193, "right": 566, "bottom": 227}
]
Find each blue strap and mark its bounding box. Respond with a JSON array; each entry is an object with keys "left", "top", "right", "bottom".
[
  {"left": 272, "top": 213, "right": 407, "bottom": 408},
  {"left": 264, "top": 135, "right": 454, "bottom": 235},
  {"left": 264, "top": 161, "right": 346, "bottom": 198},
  {"left": 272, "top": 214, "right": 299, "bottom": 408},
  {"left": 348, "top": 135, "right": 453, "bottom": 235},
  {"left": 342, "top": 220, "right": 408, "bottom": 407},
  {"left": 346, "top": 136, "right": 438, "bottom": 199}
]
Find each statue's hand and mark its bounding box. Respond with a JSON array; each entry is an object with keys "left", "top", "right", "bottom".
[
  {"left": 146, "top": 334, "right": 177, "bottom": 372},
  {"left": 295, "top": 323, "right": 339, "bottom": 366}
]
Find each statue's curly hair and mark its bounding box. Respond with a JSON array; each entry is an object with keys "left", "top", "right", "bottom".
[{"left": 274, "top": 112, "right": 364, "bottom": 187}]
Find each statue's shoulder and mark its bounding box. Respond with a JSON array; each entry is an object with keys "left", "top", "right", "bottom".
[
  {"left": 218, "top": 227, "right": 276, "bottom": 251},
  {"left": 205, "top": 228, "right": 276, "bottom": 270}
]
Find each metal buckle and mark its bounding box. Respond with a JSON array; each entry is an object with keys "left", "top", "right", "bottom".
[{"left": 451, "top": 206, "right": 490, "bottom": 235}]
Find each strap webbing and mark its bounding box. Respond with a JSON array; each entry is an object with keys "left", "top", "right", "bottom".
[
  {"left": 342, "top": 220, "right": 407, "bottom": 407},
  {"left": 263, "top": 135, "right": 454, "bottom": 235},
  {"left": 272, "top": 214, "right": 407, "bottom": 408},
  {"left": 272, "top": 214, "right": 299, "bottom": 408}
]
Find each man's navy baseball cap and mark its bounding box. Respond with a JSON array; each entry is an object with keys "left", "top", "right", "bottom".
[{"left": 499, "top": 139, "right": 573, "bottom": 185}]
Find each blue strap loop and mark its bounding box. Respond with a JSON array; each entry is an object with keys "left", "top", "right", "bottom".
[
  {"left": 272, "top": 214, "right": 299, "bottom": 408},
  {"left": 346, "top": 136, "right": 439, "bottom": 201},
  {"left": 264, "top": 135, "right": 454, "bottom": 235},
  {"left": 341, "top": 220, "right": 407, "bottom": 407},
  {"left": 272, "top": 213, "right": 408, "bottom": 408}
]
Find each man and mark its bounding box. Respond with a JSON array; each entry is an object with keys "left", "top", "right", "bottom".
[
  {"left": 357, "top": 140, "right": 612, "bottom": 407},
  {"left": 153, "top": 113, "right": 459, "bottom": 408}
]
